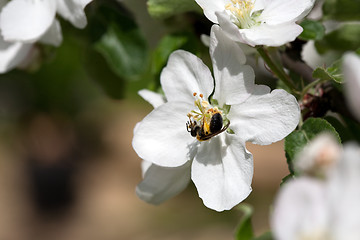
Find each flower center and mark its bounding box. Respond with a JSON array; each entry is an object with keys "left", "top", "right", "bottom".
[
  {"left": 186, "top": 93, "right": 229, "bottom": 141},
  {"left": 225, "top": 0, "right": 260, "bottom": 29}
]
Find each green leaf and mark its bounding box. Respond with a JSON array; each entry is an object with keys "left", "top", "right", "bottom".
[
  {"left": 324, "top": 116, "right": 353, "bottom": 143},
  {"left": 85, "top": 48, "right": 126, "bottom": 99},
  {"left": 147, "top": 0, "right": 201, "bottom": 19},
  {"left": 235, "top": 204, "right": 254, "bottom": 240},
  {"left": 284, "top": 118, "right": 341, "bottom": 174},
  {"left": 280, "top": 174, "right": 295, "bottom": 186},
  {"left": 315, "top": 23, "right": 360, "bottom": 54},
  {"left": 323, "top": 0, "right": 360, "bottom": 21},
  {"left": 299, "top": 20, "right": 325, "bottom": 41},
  {"left": 88, "top": 1, "right": 148, "bottom": 80},
  {"left": 253, "top": 232, "right": 274, "bottom": 240},
  {"left": 147, "top": 32, "right": 203, "bottom": 89},
  {"left": 151, "top": 34, "right": 189, "bottom": 77},
  {"left": 312, "top": 58, "right": 343, "bottom": 83}
]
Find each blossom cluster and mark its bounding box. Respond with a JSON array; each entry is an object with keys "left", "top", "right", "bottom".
[
  {"left": 272, "top": 134, "right": 360, "bottom": 240},
  {"left": 132, "top": 0, "right": 319, "bottom": 211},
  {"left": 0, "top": 0, "right": 92, "bottom": 73}
]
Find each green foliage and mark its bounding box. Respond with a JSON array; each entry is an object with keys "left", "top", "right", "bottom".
[
  {"left": 299, "top": 20, "right": 325, "bottom": 41},
  {"left": 235, "top": 204, "right": 254, "bottom": 240},
  {"left": 285, "top": 118, "right": 341, "bottom": 174},
  {"left": 280, "top": 174, "right": 295, "bottom": 186},
  {"left": 315, "top": 23, "right": 360, "bottom": 54},
  {"left": 88, "top": 0, "right": 148, "bottom": 80},
  {"left": 312, "top": 58, "right": 343, "bottom": 83},
  {"left": 85, "top": 48, "right": 126, "bottom": 99},
  {"left": 147, "top": 0, "right": 201, "bottom": 19},
  {"left": 147, "top": 32, "right": 205, "bottom": 90},
  {"left": 323, "top": 0, "right": 360, "bottom": 21}
]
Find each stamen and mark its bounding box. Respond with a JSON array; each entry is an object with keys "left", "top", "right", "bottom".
[{"left": 225, "top": 0, "right": 258, "bottom": 29}]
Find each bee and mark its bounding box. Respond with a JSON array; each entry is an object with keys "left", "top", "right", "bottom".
[{"left": 186, "top": 113, "right": 230, "bottom": 141}]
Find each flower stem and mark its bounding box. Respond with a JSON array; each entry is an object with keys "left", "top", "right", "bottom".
[{"left": 257, "top": 46, "right": 299, "bottom": 96}]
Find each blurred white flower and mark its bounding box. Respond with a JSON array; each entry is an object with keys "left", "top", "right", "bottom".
[
  {"left": 194, "top": 0, "right": 315, "bottom": 47},
  {"left": 133, "top": 25, "right": 300, "bottom": 211},
  {"left": 294, "top": 133, "right": 341, "bottom": 177},
  {"left": 343, "top": 53, "right": 360, "bottom": 122},
  {"left": 0, "top": 0, "right": 92, "bottom": 73},
  {"left": 272, "top": 140, "right": 360, "bottom": 240}
]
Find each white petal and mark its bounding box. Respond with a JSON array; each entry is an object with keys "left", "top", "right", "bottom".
[
  {"left": 210, "top": 25, "right": 255, "bottom": 106},
  {"left": 0, "top": 38, "right": 32, "bottom": 73},
  {"left": 39, "top": 19, "right": 63, "bottom": 47},
  {"left": 271, "top": 178, "right": 328, "bottom": 240},
  {"left": 241, "top": 23, "right": 303, "bottom": 47},
  {"left": 328, "top": 144, "right": 360, "bottom": 240},
  {"left": 0, "top": 0, "right": 56, "bottom": 42},
  {"left": 251, "top": 0, "right": 269, "bottom": 13},
  {"left": 194, "top": 0, "right": 227, "bottom": 23},
  {"left": 132, "top": 101, "right": 198, "bottom": 167},
  {"left": 138, "top": 89, "right": 166, "bottom": 109},
  {"left": 161, "top": 50, "right": 214, "bottom": 103},
  {"left": 259, "top": 0, "right": 315, "bottom": 25},
  {"left": 136, "top": 161, "right": 191, "bottom": 205},
  {"left": 216, "top": 11, "right": 254, "bottom": 46},
  {"left": 228, "top": 86, "right": 300, "bottom": 145},
  {"left": 200, "top": 34, "right": 210, "bottom": 47},
  {"left": 216, "top": 11, "right": 303, "bottom": 47},
  {"left": 343, "top": 53, "right": 360, "bottom": 122},
  {"left": 140, "top": 160, "right": 152, "bottom": 177},
  {"left": 192, "top": 134, "right": 253, "bottom": 211},
  {"left": 56, "top": 0, "right": 92, "bottom": 28}
]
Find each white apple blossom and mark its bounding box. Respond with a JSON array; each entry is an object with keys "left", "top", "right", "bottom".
[
  {"left": 194, "top": 0, "right": 315, "bottom": 47},
  {"left": 0, "top": 0, "right": 92, "bottom": 73},
  {"left": 343, "top": 53, "right": 360, "bottom": 122},
  {"left": 133, "top": 25, "right": 300, "bottom": 211},
  {"left": 294, "top": 133, "right": 341, "bottom": 177},
  {"left": 272, "top": 142, "right": 360, "bottom": 240}
]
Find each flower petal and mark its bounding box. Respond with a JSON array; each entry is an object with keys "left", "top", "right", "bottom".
[
  {"left": 0, "top": 0, "right": 56, "bottom": 42},
  {"left": 161, "top": 50, "right": 214, "bottom": 103},
  {"left": 138, "top": 89, "right": 166, "bottom": 109},
  {"left": 39, "top": 19, "right": 63, "bottom": 47},
  {"left": 240, "top": 23, "right": 303, "bottom": 47},
  {"left": 328, "top": 144, "right": 360, "bottom": 240},
  {"left": 140, "top": 160, "right": 152, "bottom": 177},
  {"left": 271, "top": 178, "right": 328, "bottom": 240},
  {"left": 343, "top": 53, "right": 360, "bottom": 122},
  {"left": 136, "top": 161, "right": 191, "bottom": 205},
  {"left": 194, "top": 0, "right": 228, "bottom": 23},
  {"left": 216, "top": 11, "right": 253, "bottom": 46},
  {"left": 210, "top": 25, "right": 255, "bottom": 106},
  {"left": 192, "top": 134, "right": 253, "bottom": 211},
  {"left": 132, "top": 101, "right": 198, "bottom": 167},
  {"left": 259, "top": 0, "right": 315, "bottom": 25},
  {"left": 228, "top": 86, "right": 300, "bottom": 145},
  {"left": 55, "top": 0, "right": 92, "bottom": 29},
  {"left": 0, "top": 38, "right": 32, "bottom": 73}
]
